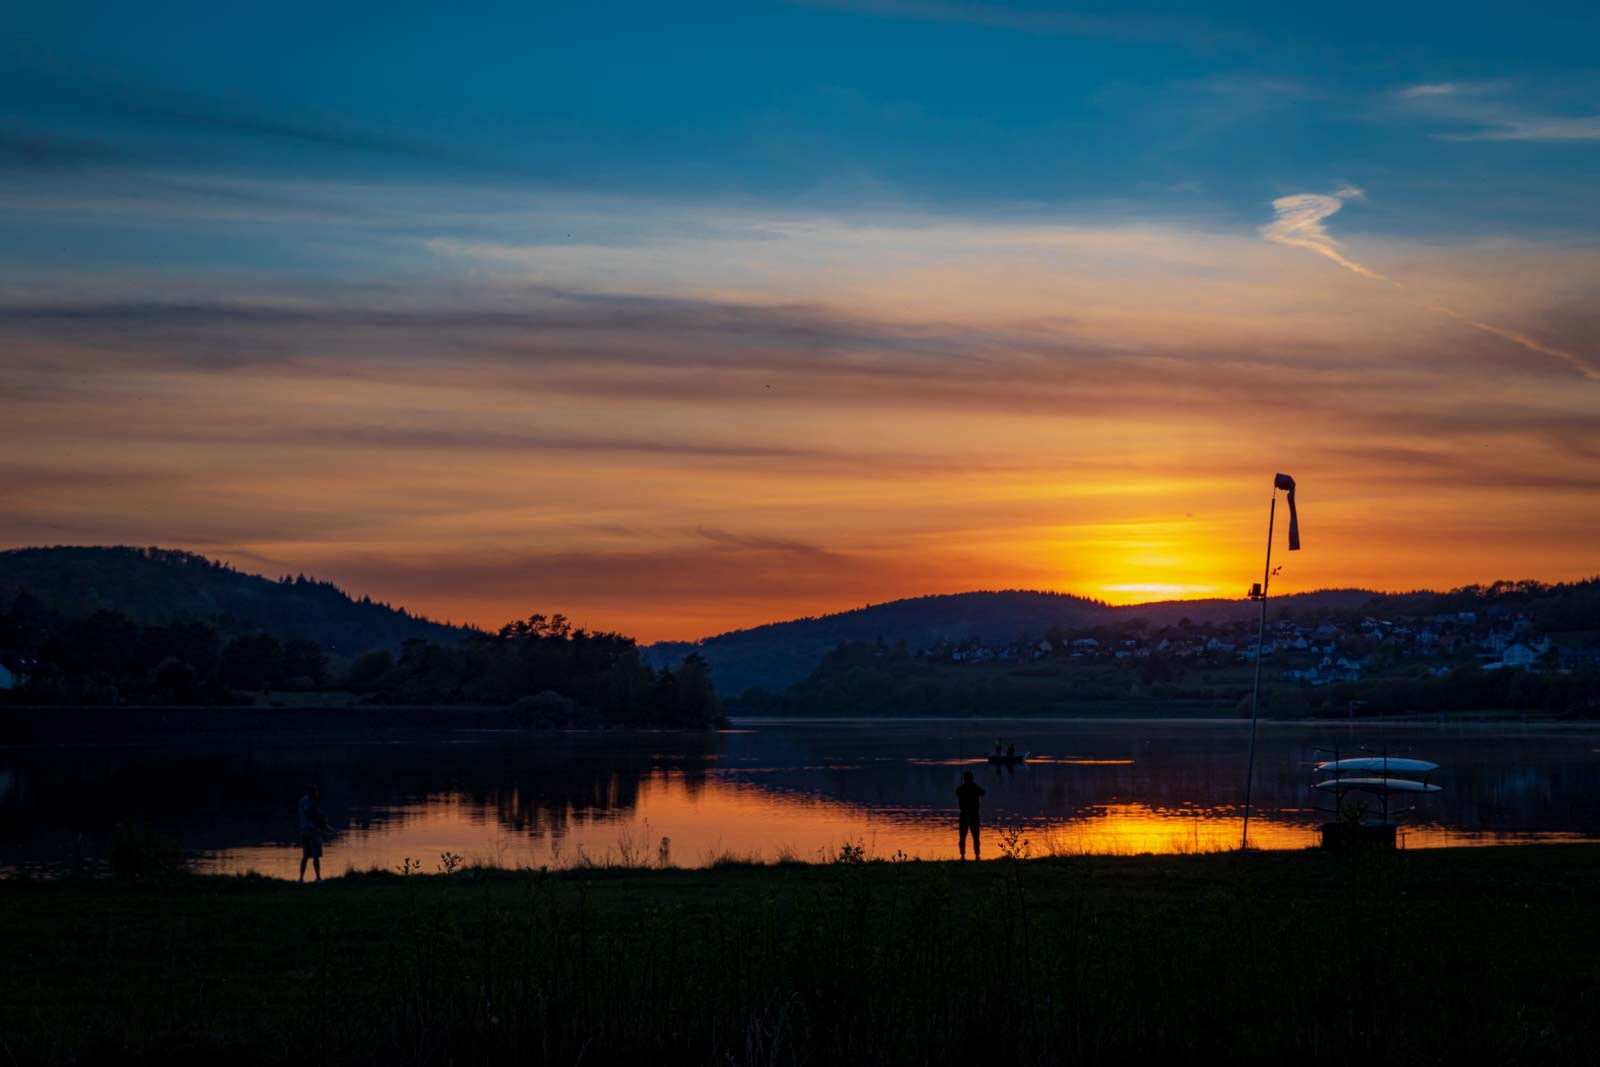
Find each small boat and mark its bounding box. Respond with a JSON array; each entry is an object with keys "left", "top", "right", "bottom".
[
  {"left": 1315, "top": 757, "right": 1438, "bottom": 775},
  {"left": 986, "top": 751, "right": 1030, "bottom": 764},
  {"left": 1313, "top": 777, "right": 1441, "bottom": 794}
]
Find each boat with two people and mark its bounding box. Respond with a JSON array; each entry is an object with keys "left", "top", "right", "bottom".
[{"left": 987, "top": 738, "right": 1029, "bottom": 764}]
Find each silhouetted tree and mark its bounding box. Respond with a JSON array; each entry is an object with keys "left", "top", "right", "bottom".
[
  {"left": 219, "top": 633, "right": 284, "bottom": 691},
  {"left": 281, "top": 638, "right": 330, "bottom": 688},
  {"left": 346, "top": 649, "right": 396, "bottom": 690}
]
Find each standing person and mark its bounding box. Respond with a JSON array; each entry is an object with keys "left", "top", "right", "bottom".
[
  {"left": 955, "top": 771, "right": 986, "bottom": 860},
  {"left": 298, "top": 784, "right": 331, "bottom": 884}
]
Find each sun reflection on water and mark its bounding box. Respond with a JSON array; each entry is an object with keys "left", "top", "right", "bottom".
[{"left": 187, "top": 767, "right": 1585, "bottom": 881}]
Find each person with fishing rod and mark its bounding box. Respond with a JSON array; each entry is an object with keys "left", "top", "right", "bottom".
[
  {"left": 955, "top": 770, "right": 986, "bottom": 860},
  {"left": 298, "top": 783, "right": 334, "bottom": 884}
]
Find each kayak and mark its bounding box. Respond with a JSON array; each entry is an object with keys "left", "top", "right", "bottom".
[
  {"left": 1315, "top": 757, "right": 1438, "bottom": 775},
  {"left": 1313, "top": 777, "right": 1441, "bottom": 794},
  {"left": 986, "top": 751, "right": 1029, "bottom": 764}
]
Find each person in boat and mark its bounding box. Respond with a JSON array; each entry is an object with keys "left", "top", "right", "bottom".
[
  {"left": 994, "top": 738, "right": 1003, "bottom": 756},
  {"left": 1006, "top": 743, "right": 1016, "bottom": 758},
  {"left": 298, "top": 784, "right": 332, "bottom": 884},
  {"left": 956, "top": 771, "right": 986, "bottom": 860}
]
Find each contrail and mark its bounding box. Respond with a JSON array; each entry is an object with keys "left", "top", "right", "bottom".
[
  {"left": 1430, "top": 306, "right": 1600, "bottom": 381},
  {"left": 1260, "top": 187, "right": 1386, "bottom": 280},
  {"left": 1262, "top": 188, "right": 1598, "bottom": 380}
]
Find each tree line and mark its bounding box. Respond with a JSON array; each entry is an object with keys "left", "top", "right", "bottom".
[{"left": 0, "top": 601, "right": 721, "bottom": 727}]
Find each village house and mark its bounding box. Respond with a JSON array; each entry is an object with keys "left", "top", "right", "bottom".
[{"left": 1491, "top": 643, "right": 1540, "bottom": 670}]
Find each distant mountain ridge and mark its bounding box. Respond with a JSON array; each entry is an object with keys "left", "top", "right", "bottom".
[
  {"left": 0, "top": 546, "right": 474, "bottom": 655},
  {"left": 644, "top": 588, "right": 1395, "bottom": 696},
  {"left": 4, "top": 546, "right": 1569, "bottom": 699},
  {"left": 645, "top": 590, "right": 1114, "bottom": 696}
]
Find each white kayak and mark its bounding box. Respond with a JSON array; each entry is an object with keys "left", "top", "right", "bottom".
[
  {"left": 1313, "top": 777, "right": 1441, "bottom": 794},
  {"left": 1315, "top": 757, "right": 1438, "bottom": 775}
]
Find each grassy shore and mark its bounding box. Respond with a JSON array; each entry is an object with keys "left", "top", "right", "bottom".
[{"left": 3, "top": 846, "right": 1598, "bottom": 1064}]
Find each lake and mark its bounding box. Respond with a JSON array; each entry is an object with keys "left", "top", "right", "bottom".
[{"left": 3, "top": 718, "right": 1597, "bottom": 878}]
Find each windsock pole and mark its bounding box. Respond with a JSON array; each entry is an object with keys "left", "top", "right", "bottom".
[{"left": 1240, "top": 490, "right": 1278, "bottom": 850}]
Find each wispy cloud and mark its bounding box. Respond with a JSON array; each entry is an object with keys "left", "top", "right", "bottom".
[
  {"left": 792, "top": 0, "right": 1236, "bottom": 46},
  {"left": 1436, "top": 116, "right": 1600, "bottom": 142},
  {"left": 4, "top": 60, "right": 538, "bottom": 179},
  {"left": 1260, "top": 187, "right": 1385, "bottom": 280},
  {"left": 1428, "top": 307, "right": 1600, "bottom": 381},
  {"left": 1261, "top": 186, "right": 1598, "bottom": 380},
  {"left": 1396, "top": 81, "right": 1600, "bottom": 142},
  {"left": 694, "top": 526, "right": 838, "bottom": 557},
  {"left": 1401, "top": 83, "right": 1459, "bottom": 98},
  {"left": 0, "top": 127, "right": 129, "bottom": 169}
]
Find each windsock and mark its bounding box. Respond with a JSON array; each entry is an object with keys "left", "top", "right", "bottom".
[{"left": 1274, "top": 473, "right": 1300, "bottom": 551}]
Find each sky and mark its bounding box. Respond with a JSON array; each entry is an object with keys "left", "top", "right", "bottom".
[{"left": 2, "top": 1, "right": 1597, "bottom": 642}]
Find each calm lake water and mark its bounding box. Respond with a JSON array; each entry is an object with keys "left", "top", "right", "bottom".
[{"left": 3, "top": 718, "right": 1597, "bottom": 878}]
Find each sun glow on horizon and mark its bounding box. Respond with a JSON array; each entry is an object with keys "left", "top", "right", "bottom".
[
  {"left": 1094, "top": 582, "right": 1233, "bottom": 604},
  {"left": 4, "top": 208, "right": 1596, "bottom": 641}
]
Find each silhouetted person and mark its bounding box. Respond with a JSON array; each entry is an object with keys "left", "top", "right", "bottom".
[
  {"left": 994, "top": 737, "right": 1003, "bottom": 756},
  {"left": 298, "top": 784, "right": 331, "bottom": 884},
  {"left": 1006, "top": 743, "right": 1016, "bottom": 758},
  {"left": 956, "top": 771, "right": 986, "bottom": 859}
]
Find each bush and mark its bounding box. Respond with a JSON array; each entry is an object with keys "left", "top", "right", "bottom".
[
  {"left": 346, "top": 648, "right": 395, "bottom": 690},
  {"left": 108, "top": 822, "right": 182, "bottom": 879}
]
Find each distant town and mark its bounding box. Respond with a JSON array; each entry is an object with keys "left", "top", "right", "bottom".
[
  {"left": 740, "top": 581, "right": 1600, "bottom": 718},
  {"left": 927, "top": 603, "right": 1597, "bottom": 683}
]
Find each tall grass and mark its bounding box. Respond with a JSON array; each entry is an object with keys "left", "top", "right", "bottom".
[{"left": 2, "top": 847, "right": 1596, "bottom": 1064}]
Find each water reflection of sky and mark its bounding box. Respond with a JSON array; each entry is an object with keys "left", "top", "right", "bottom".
[{"left": 3, "top": 719, "right": 1598, "bottom": 878}]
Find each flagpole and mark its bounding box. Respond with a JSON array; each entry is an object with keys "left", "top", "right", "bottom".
[{"left": 1241, "top": 488, "right": 1278, "bottom": 850}]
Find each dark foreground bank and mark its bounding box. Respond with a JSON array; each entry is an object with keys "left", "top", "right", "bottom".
[{"left": 3, "top": 846, "right": 1597, "bottom": 1064}]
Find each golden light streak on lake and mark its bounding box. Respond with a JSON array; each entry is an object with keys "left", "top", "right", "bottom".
[{"left": 189, "top": 771, "right": 1585, "bottom": 880}]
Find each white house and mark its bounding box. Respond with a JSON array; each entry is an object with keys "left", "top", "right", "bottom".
[{"left": 1499, "top": 643, "right": 1539, "bottom": 669}]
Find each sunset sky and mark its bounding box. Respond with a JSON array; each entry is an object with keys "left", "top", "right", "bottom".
[{"left": 2, "top": 2, "right": 1597, "bottom": 641}]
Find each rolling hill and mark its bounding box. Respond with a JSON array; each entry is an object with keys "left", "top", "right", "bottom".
[
  {"left": 645, "top": 591, "right": 1115, "bottom": 696},
  {"left": 645, "top": 588, "right": 1390, "bottom": 696},
  {"left": 7, "top": 546, "right": 1573, "bottom": 701},
  {"left": 0, "top": 546, "right": 473, "bottom": 656}
]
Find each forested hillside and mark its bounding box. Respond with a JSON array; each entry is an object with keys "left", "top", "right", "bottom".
[
  {"left": 646, "top": 588, "right": 1388, "bottom": 696},
  {"left": 646, "top": 590, "right": 1115, "bottom": 695},
  {"left": 0, "top": 549, "right": 721, "bottom": 724},
  {"left": 0, "top": 546, "right": 471, "bottom": 654}
]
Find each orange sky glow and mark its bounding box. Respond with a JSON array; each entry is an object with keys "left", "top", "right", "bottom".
[{"left": 4, "top": 213, "right": 1597, "bottom": 641}]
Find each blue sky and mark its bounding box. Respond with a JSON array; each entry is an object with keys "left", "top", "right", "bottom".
[
  {"left": 5, "top": 1, "right": 1597, "bottom": 251},
  {"left": 2, "top": 2, "right": 1597, "bottom": 637}
]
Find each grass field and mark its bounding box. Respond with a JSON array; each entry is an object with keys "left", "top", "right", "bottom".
[{"left": 3, "top": 845, "right": 1597, "bottom": 1064}]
